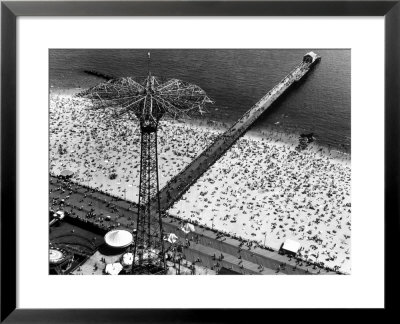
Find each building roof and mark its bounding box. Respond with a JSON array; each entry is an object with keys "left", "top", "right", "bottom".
[
  {"left": 104, "top": 229, "right": 133, "bottom": 248},
  {"left": 282, "top": 239, "right": 301, "bottom": 254}
]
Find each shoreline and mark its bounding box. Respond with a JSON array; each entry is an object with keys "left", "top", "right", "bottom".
[
  {"left": 50, "top": 88, "right": 351, "bottom": 161},
  {"left": 179, "top": 118, "right": 351, "bottom": 165}
]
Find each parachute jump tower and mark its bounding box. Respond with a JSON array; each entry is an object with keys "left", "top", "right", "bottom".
[{"left": 78, "top": 52, "right": 213, "bottom": 274}]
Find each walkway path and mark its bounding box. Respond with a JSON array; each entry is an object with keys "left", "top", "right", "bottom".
[{"left": 50, "top": 176, "right": 335, "bottom": 275}]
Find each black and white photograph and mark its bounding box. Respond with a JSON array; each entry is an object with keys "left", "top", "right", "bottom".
[{"left": 48, "top": 49, "right": 351, "bottom": 276}]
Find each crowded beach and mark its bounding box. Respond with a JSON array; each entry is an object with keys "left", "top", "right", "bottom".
[
  {"left": 50, "top": 91, "right": 351, "bottom": 274},
  {"left": 170, "top": 134, "right": 351, "bottom": 273},
  {"left": 50, "top": 93, "right": 222, "bottom": 203}
]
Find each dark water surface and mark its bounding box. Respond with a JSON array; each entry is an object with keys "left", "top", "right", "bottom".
[{"left": 50, "top": 49, "right": 350, "bottom": 152}]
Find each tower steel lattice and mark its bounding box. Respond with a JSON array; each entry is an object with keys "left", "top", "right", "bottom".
[{"left": 78, "top": 52, "right": 213, "bottom": 274}]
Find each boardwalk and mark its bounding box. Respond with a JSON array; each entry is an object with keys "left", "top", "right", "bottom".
[{"left": 50, "top": 176, "right": 335, "bottom": 275}]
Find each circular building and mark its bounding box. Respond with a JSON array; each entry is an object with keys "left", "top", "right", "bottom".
[
  {"left": 49, "top": 248, "right": 68, "bottom": 265},
  {"left": 104, "top": 229, "right": 133, "bottom": 249},
  {"left": 49, "top": 247, "right": 73, "bottom": 274}
]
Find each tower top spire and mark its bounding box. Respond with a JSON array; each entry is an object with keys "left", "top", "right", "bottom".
[{"left": 147, "top": 51, "right": 151, "bottom": 76}]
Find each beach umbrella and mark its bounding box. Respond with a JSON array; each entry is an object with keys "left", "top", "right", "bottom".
[
  {"left": 121, "top": 252, "right": 134, "bottom": 266},
  {"left": 181, "top": 223, "right": 195, "bottom": 234},
  {"left": 105, "top": 262, "right": 123, "bottom": 275},
  {"left": 53, "top": 210, "right": 65, "bottom": 220},
  {"left": 165, "top": 233, "right": 178, "bottom": 244}
]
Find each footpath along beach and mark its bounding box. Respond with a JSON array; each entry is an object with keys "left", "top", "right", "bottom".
[{"left": 50, "top": 91, "right": 351, "bottom": 274}]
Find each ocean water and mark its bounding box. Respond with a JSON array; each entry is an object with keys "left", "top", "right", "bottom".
[{"left": 49, "top": 49, "right": 351, "bottom": 152}]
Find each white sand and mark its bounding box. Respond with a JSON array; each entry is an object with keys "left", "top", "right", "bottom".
[
  {"left": 50, "top": 92, "right": 351, "bottom": 274},
  {"left": 50, "top": 94, "right": 222, "bottom": 203},
  {"left": 169, "top": 136, "right": 351, "bottom": 273}
]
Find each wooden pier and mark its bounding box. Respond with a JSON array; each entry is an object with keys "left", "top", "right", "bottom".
[{"left": 155, "top": 52, "right": 321, "bottom": 212}]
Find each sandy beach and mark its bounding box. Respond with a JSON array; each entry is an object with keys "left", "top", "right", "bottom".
[
  {"left": 50, "top": 93, "right": 222, "bottom": 203},
  {"left": 50, "top": 92, "right": 351, "bottom": 274},
  {"left": 169, "top": 135, "right": 351, "bottom": 273}
]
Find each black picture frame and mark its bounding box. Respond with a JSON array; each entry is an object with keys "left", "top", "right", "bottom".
[{"left": 1, "top": 0, "right": 398, "bottom": 322}]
